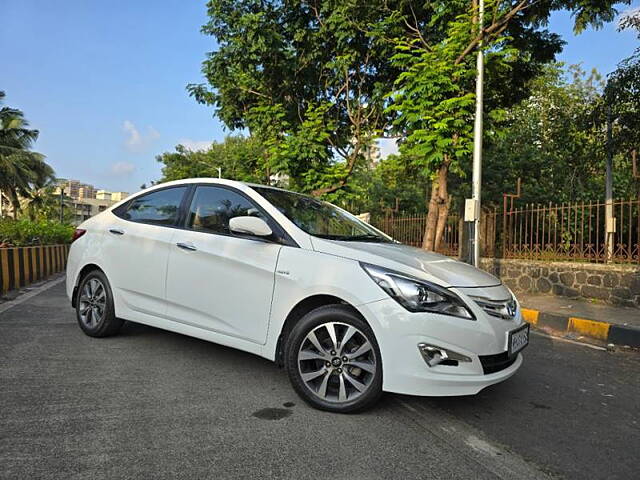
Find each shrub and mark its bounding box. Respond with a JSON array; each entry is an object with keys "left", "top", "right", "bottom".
[{"left": 0, "top": 219, "right": 75, "bottom": 247}]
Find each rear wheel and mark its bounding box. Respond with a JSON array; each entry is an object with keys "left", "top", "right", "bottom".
[
  {"left": 75, "top": 270, "right": 122, "bottom": 337},
  {"left": 285, "top": 305, "right": 382, "bottom": 413}
]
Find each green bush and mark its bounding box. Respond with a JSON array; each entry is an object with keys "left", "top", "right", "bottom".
[{"left": 0, "top": 219, "right": 75, "bottom": 247}]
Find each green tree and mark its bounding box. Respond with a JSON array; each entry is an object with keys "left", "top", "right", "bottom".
[
  {"left": 157, "top": 135, "right": 267, "bottom": 184},
  {"left": 189, "top": 0, "right": 626, "bottom": 249},
  {"left": 20, "top": 180, "right": 73, "bottom": 222},
  {"left": 381, "top": 0, "right": 623, "bottom": 250},
  {"left": 480, "top": 63, "right": 608, "bottom": 205},
  {"left": 188, "top": 0, "right": 403, "bottom": 195},
  {"left": 0, "top": 91, "right": 54, "bottom": 218},
  {"left": 604, "top": 7, "right": 640, "bottom": 188},
  {"left": 352, "top": 153, "right": 431, "bottom": 217}
]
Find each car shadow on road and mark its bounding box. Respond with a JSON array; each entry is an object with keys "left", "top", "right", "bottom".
[{"left": 112, "top": 319, "right": 531, "bottom": 419}]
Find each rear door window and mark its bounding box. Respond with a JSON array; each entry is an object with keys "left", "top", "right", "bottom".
[{"left": 120, "top": 187, "right": 187, "bottom": 226}]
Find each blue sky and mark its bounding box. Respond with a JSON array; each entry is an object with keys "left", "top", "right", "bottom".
[{"left": 2, "top": 1, "right": 639, "bottom": 193}]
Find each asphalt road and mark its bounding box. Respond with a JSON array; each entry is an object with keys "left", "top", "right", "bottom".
[{"left": 1, "top": 279, "right": 638, "bottom": 480}]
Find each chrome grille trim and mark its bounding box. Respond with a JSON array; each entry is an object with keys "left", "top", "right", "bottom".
[{"left": 471, "top": 296, "right": 517, "bottom": 320}]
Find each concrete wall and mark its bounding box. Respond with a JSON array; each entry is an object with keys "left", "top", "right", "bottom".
[{"left": 479, "top": 259, "right": 640, "bottom": 309}]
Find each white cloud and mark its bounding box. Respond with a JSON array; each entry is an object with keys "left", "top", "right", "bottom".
[
  {"left": 377, "top": 138, "right": 400, "bottom": 159},
  {"left": 110, "top": 161, "right": 136, "bottom": 176},
  {"left": 620, "top": 5, "right": 640, "bottom": 17},
  {"left": 178, "top": 139, "right": 213, "bottom": 151},
  {"left": 122, "top": 120, "right": 160, "bottom": 152}
]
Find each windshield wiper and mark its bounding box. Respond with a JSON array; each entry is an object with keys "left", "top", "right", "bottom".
[
  {"left": 340, "top": 234, "right": 390, "bottom": 243},
  {"left": 313, "top": 233, "right": 389, "bottom": 242}
]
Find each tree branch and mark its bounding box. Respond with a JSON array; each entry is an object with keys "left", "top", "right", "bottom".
[{"left": 454, "top": 0, "right": 533, "bottom": 65}]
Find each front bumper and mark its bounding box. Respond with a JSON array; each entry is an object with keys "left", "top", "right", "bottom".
[{"left": 358, "top": 296, "right": 525, "bottom": 396}]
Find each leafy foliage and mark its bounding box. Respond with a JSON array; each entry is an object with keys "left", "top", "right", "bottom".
[
  {"left": 188, "top": 0, "right": 397, "bottom": 195},
  {"left": 0, "top": 218, "right": 75, "bottom": 246},
  {"left": 157, "top": 136, "right": 267, "bottom": 184},
  {"left": 604, "top": 11, "right": 640, "bottom": 161},
  {"left": 481, "top": 63, "right": 609, "bottom": 205},
  {"left": 183, "top": 0, "right": 629, "bottom": 251},
  {"left": 20, "top": 182, "right": 74, "bottom": 223}
]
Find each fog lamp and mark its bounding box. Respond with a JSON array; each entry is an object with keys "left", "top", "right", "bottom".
[{"left": 418, "top": 343, "right": 472, "bottom": 367}]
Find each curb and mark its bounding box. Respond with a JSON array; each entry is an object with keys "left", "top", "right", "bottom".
[{"left": 521, "top": 308, "right": 640, "bottom": 348}]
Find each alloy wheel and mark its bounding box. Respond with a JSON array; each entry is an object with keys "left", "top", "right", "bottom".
[
  {"left": 297, "top": 322, "right": 377, "bottom": 403},
  {"left": 78, "top": 278, "right": 107, "bottom": 328}
]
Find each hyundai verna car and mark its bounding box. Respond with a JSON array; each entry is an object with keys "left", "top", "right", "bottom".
[{"left": 66, "top": 179, "right": 528, "bottom": 412}]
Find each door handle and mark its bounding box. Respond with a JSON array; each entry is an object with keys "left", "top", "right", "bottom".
[
  {"left": 176, "top": 242, "right": 197, "bottom": 251},
  {"left": 109, "top": 228, "right": 125, "bottom": 235}
]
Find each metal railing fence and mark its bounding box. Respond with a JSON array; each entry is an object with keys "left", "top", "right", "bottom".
[{"left": 371, "top": 198, "right": 640, "bottom": 264}]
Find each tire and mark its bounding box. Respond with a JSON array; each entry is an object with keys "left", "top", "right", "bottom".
[
  {"left": 75, "top": 270, "right": 123, "bottom": 338},
  {"left": 285, "top": 305, "right": 383, "bottom": 413}
]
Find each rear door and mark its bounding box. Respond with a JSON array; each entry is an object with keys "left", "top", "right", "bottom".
[
  {"left": 165, "top": 185, "right": 282, "bottom": 344},
  {"left": 101, "top": 186, "right": 188, "bottom": 319}
]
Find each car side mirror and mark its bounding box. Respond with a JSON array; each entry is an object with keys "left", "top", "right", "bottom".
[{"left": 229, "top": 216, "right": 273, "bottom": 237}]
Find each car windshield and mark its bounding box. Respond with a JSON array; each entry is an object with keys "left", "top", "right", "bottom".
[{"left": 253, "top": 187, "right": 392, "bottom": 242}]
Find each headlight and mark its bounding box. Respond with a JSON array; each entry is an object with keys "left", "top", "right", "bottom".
[{"left": 361, "top": 263, "right": 475, "bottom": 320}]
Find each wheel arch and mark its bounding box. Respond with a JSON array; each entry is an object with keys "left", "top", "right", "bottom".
[
  {"left": 274, "top": 294, "right": 368, "bottom": 367},
  {"left": 71, "top": 263, "right": 105, "bottom": 308}
]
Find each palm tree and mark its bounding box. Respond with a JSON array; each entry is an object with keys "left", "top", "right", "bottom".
[
  {"left": 0, "top": 91, "right": 54, "bottom": 218},
  {"left": 20, "top": 180, "right": 72, "bottom": 221}
]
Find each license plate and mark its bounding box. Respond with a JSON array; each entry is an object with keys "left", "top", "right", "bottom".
[{"left": 508, "top": 323, "right": 530, "bottom": 356}]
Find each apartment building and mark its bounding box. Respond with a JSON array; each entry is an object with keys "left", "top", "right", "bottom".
[{"left": 56, "top": 180, "right": 130, "bottom": 225}]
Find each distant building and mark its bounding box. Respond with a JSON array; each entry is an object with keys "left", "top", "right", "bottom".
[
  {"left": 55, "top": 180, "right": 130, "bottom": 224},
  {"left": 110, "top": 192, "right": 129, "bottom": 202},
  {"left": 96, "top": 190, "right": 111, "bottom": 201},
  {"left": 96, "top": 190, "right": 129, "bottom": 202},
  {"left": 78, "top": 185, "right": 96, "bottom": 199},
  {"left": 57, "top": 179, "right": 96, "bottom": 200},
  {"left": 71, "top": 198, "right": 117, "bottom": 225},
  {"left": 363, "top": 142, "right": 381, "bottom": 166},
  {"left": 269, "top": 172, "right": 289, "bottom": 188}
]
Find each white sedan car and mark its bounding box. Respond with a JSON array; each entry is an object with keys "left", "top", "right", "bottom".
[{"left": 66, "top": 179, "right": 528, "bottom": 412}]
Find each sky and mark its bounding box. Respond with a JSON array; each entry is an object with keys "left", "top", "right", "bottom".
[{"left": 2, "top": 1, "right": 639, "bottom": 193}]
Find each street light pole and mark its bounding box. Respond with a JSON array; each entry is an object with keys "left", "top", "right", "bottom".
[
  {"left": 605, "top": 106, "right": 614, "bottom": 262},
  {"left": 59, "top": 188, "right": 65, "bottom": 223},
  {"left": 470, "top": 0, "right": 484, "bottom": 267}
]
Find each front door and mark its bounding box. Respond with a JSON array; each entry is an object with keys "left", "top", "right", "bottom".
[{"left": 165, "top": 185, "right": 282, "bottom": 344}]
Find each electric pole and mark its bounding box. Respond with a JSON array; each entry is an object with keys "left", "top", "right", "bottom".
[
  {"left": 468, "top": 0, "right": 484, "bottom": 267},
  {"left": 59, "top": 188, "right": 65, "bottom": 223},
  {"left": 605, "top": 106, "right": 614, "bottom": 262}
]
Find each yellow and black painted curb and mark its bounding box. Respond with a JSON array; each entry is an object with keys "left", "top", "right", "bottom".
[
  {"left": 522, "top": 307, "right": 640, "bottom": 348},
  {"left": 0, "top": 245, "right": 70, "bottom": 296}
]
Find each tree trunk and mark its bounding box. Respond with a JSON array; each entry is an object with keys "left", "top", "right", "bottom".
[
  {"left": 422, "top": 182, "right": 440, "bottom": 250},
  {"left": 434, "top": 196, "right": 451, "bottom": 252},
  {"left": 422, "top": 160, "right": 450, "bottom": 252}
]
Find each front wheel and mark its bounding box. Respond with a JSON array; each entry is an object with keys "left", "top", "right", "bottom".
[
  {"left": 285, "top": 305, "right": 382, "bottom": 413},
  {"left": 75, "top": 270, "right": 123, "bottom": 338}
]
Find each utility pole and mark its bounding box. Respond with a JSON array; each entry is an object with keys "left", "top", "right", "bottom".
[
  {"left": 605, "top": 106, "right": 614, "bottom": 262},
  {"left": 59, "top": 188, "right": 65, "bottom": 223},
  {"left": 217, "top": 167, "right": 222, "bottom": 179},
  {"left": 468, "top": 0, "right": 484, "bottom": 267}
]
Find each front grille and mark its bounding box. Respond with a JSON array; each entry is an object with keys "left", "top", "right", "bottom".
[
  {"left": 479, "top": 351, "right": 517, "bottom": 375},
  {"left": 472, "top": 296, "right": 517, "bottom": 320}
]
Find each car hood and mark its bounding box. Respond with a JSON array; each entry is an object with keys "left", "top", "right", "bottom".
[{"left": 310, "top": 238, "right": 502, "bottom": 289}]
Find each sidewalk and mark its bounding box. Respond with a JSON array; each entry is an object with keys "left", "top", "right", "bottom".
[{"left": 518, "top": 293, "right": 640, "bottom": 347}]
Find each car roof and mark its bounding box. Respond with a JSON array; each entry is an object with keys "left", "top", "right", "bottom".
[{"left": 142, "top": 178, "right": 296, "bottom": 195}]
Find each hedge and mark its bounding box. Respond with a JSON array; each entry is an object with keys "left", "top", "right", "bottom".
[{"left": 0, "top": 219, "right": 75, "bottom": 247}]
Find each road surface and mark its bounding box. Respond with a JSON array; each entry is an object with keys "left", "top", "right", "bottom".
[{"left": 1, "top": 278, "right": 638, "bottom": 479}]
